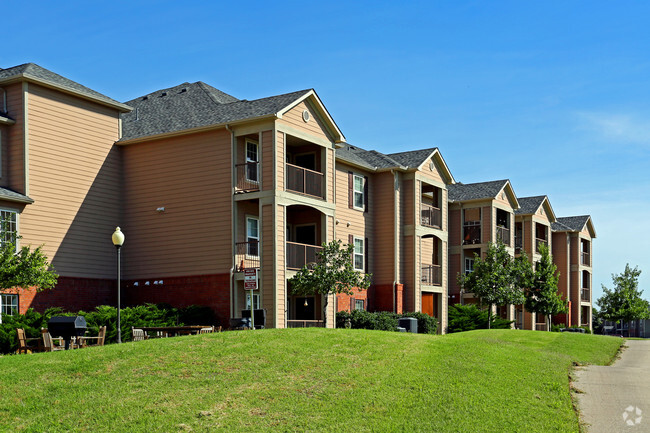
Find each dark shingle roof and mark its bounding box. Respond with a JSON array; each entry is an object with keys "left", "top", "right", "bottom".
[
  {"left": 552, "top": 216, "right": 591, "bottom": 232},
  {"left": 387, "top": 148, "right": 437, "bottom": 168},
  {"left": 448, "top": 179, "right": 509, "bottom": 202},
  {"left": 120, "top": 82, "right": 311, "bottom": 141},
  {"left": 515, "top": 196, "right": 547, "bottom": 215},
  {"left": 0, "top": 186, "right": 33, "bottom": 204},
  {"left": 336, "top": 143, "right": 404, "bottom": 171},
  {"left": 0, "top": 63, "right": 129, "bottom": 110}
]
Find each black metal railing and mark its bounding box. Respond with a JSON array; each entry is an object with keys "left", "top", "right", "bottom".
[
  {"left": 463, "top": 224, "right": 481, "bottom": 245},
  {"left": 286, "top": 242, "right": 323, "bottom": 270},
  {"left": 286, "top": 163, "right": 324, "bottom": 199},
  {"left": 235, "top": 241, "right": 260, "bottom": 272},
  {"left": 581, "top": 288, "right": 590, "bottom": 302},
  {"left": 235, "top": 162, "right": 260, "bottom": 192},
  {"left": 535, "top": 238, "right": 548, "bottom": 253},
  {"left": 421, "top": 264, "right": 442, "bottom": 286},
  {"left": 581, "top": 251, "right": 590, "bottom": 267},
  {"left": 496, "top": 226, "right": 510, "bottom": 246},
  {"left": 420, "top": 203, "right": 442, "bottom": 229}
]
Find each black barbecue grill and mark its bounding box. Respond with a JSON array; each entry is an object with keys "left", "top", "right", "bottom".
[{"left": 47, "top": 316, "right": 87, "bottom": 350}]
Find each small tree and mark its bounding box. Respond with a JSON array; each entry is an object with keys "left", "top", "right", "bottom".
[
  {"left": 289, "top": 240, "right": 371, "bottom": 328},
  {"left": 523, "top": 243, "right": 566, "bottom": 331},
  {"left": 458, "top": 241, "right": 525, "bottom": 329},
  {"left": 597, "top": 264, "right": 649, "bottom": 326},
  {"left": 0, "top": 236, "right": 58, "bottom": 294}
]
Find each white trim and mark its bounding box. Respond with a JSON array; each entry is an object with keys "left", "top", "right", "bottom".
[
  {"left": 245, "top": 139, "right": 259, "bottom": 183},
  {"left": 353, "top": 236, "right": 364, "bottom": 271},
  {"left": 245, "top": 215, "right": 259, "bottom": 258},
  {"left": 352, "top": 174, "right": 364, "bottom": 211}
]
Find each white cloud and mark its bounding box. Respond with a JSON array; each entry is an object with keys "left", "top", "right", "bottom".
[{"left": 577, "top": 111, "right": 650, "bottom": 146}]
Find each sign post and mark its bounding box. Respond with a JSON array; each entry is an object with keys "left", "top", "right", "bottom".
[{"left": 244, "top": 268, "right": 258, "bottom": 330}]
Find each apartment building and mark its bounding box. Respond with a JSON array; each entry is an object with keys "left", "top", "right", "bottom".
[
  {"left": 0, "top": 62, "right": 595, "bottom": 332},
  {"left": 551, "top": 216, "right": 596, "bottom": 330},
  {"left": 514, "top": 195, "right": 557, "bottom": 330}
]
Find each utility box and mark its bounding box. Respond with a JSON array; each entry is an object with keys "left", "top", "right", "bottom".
[{"left": 398, "top": 317, "right": 418, "bottom": 333}]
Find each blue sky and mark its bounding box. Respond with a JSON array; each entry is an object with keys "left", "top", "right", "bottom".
[{"left": 4, "top": 1, "right": 649, "bottom": 302}]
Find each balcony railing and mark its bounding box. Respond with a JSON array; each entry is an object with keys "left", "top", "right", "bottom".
[
  {"left": 463, "top": 224, "right": 481, "bottom": 245},
  {"left": 286, "top": 163, "right": 324, "bottom": 199},
  {"left": 287, "top": 320, "right": 325, "bottom": 328},
  {"left": 581, "top": 288, "right": 590, "bottom": 302},
  {"left": 535, "top": 323, "right": 547, "bottom": 331},
  {"left": 235, "top": 241, "right": 260, "bottom": 272},
  {"left": 515, "top": 236, "right": 522, "bottom": 253},
  {"left": 496, "top": 226, "right": 510, "bottom": 246},
  {"left": 420, "top": 203, "right": 442, "bottom": 229},
  {"left": 235, "top": 162, "right": 260, "bottom": 192},
  {"left": 286, "top": 241, "right": 323, "bottom": 270},
  {"left": 535, "top": 238, "right": 548, "bottom": 253},
  {"left": 421, "top": 264, "right": 442, "bottom": 286},
  {"left": 581, "top": 251, "right": 590, "bottom": 267}
]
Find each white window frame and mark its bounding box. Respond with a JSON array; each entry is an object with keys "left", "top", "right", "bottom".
[
  {"left": 353, "top": 237, "right": 364, "bottom": 271},
  {"left": 353, "top": 174, "right": 365, "bottom": 211},
  {"left": 0, "top": 294, "right": 18, "bottom": 316},
  {"left": 246, "top": 292, "right": 260, "bottom": 310},
  {"left": 245, "top": 139, "right": 259, "bottom": 183},
  {"left": 354, "top": 299, "right": 365, "bottom": 311},
  {"left": 246, "top": 216, "right": 259, "bottom": 258},
  {"left": 465, "top": 257, "right": 474, "bottom": 275},
  {"left": 0, "top": 209, "right": 17, "bottom": 251}
]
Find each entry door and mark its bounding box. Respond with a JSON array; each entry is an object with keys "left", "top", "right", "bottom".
[{"left": 422, "top": 293, "right": 434, "bottom": 317}]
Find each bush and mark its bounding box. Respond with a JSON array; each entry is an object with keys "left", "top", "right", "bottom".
[
  {"left": 551, "top": 324, "right": 563, "bottom": 332},
  {"left": 336, "top": 310, "right": 438, "bottom": 334},
  {"left": 401, "top": 312, "right": 438, "bottom": 335},
  {"left": 0, "top": 303, "right": 219, "bottom": 353},
  {"left": 447, "top": 304, "right": 514, "bottom": 333}
]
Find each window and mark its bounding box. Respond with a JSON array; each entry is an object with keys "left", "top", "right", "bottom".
[
  {"left": 1, "top": 294, "right": 18, "bottom": 316},
  {"left": 0, "top": 210, "right": 16, "bottom": 250},
  {"left": 354, "top": 299, "right": 365, "bottom": 311},
  {"left": 245, "top": 140, "right": 259, "bottom": 182},
  {"left": 246, "top": 217, "right": 259, "bottom": 257},
  {"left": 354, "top": 237, "right": 364, "bottom": 271},
  {"left": 245, "top": 292, "right": 260, "bottom": 310},
  {"left": 465, "top": 257, "right": 474, "bottom": 275},
  {"left": 353, "top": 175, "right": 364, "bottom": 210}
]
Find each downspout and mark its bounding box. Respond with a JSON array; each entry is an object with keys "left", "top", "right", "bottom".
[
  {"left": 392, "top": 170, "right": 398, "bottom": 312},
  {"left": 227, "top": 124, "right": 235, "bottom": 320}
]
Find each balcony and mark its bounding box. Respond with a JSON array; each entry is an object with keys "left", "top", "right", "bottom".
[
  {"left": 421, "top": 264, "right": 442, "bottom": 286},
  {"left": 420, "top": 203, "right": 442, "bottom": 229},
  {"left": 286, "top": 241, "right": 323, "bottom": 270},
  {"left": 535, "top": 238, "right": 548, "bottom": 253},
  {"left": 235, "top": 241, "right": 260, "bottom": 272},
  {"left": 286, "top": 320, "right": 325, "bottom": 328},
  {"left": 581, "top": 251, "right": 590, "bottom": 267},
  {"left": 463, "top": 224, "right": 481, "bottom": 245},
  {"left": 496, "top": 226, "right": 510, "bottom": 246},
  {"left": 535, "top": 323, "right": 547, "bottom": 331},
  {"left": 581, "top": 288, "right": 590, "bottom": 302},
  {"left": 235, "top": 162, "right": 260, "bottom": 192},
  {"left": 286, "top": 163, "right": 324, "bottom": 199},
  {"left": 514, "top": 237, "right": 522, "bottom": 253}
]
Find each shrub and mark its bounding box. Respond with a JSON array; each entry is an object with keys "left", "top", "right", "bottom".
[
  {"left": 551, "top": 324, "right": 563, "bottom": 332},
  {"left": 447, "top": 304, "right": 514, "bottom": 333},
  {"left": 401, "top": 311, "right": 438, "bottom": 334},
  {"left": 336, "top": 310, "right": 438, "bottom": 334}
]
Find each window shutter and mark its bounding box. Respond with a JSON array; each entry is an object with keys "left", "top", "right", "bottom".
[
  {"left": 364, "top": 176, "right": 369, "bottom": 213},
  {"left": 365, "top": 237, "right": 369, "bottom": 273},
  {"left": 348, "top": 172, "right": 354, "bottom": 209},
  {"left": 348, "top": 234, "right": 354, "bottom": 263}
]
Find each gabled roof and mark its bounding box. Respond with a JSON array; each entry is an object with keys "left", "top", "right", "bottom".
[
  {"left": 515, "top": 195, "right": 557, "bottom": 222},
  {"left": 0, "top": 186, "right": 33, "bottom": 204},
  {"left": 552, "top": 215, "right": 596, "bottom": 238},
  {"left": 388, "top": 148, "right": 436, "bottom": 168},
  {"left": 448, "top": 179, "right": 519, "bottom": 207},
  {"left": 0, "top": 63, "right": 131, "bottom": 112},
  {"left": 120, "top": 82, "right": 313, "bottom": 142}
]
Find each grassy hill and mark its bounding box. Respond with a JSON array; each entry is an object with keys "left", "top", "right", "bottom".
[{"left": 0, "top": 329, "right": 622, "bottom": 432}]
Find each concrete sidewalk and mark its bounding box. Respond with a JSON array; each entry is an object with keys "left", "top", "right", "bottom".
[{"left": 574, "top": 340, "right": 650, "bottom": 432}]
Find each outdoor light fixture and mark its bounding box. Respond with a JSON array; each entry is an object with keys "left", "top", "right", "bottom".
[
  {"left": 111, "top": 227, "right": 125, "bottom": 344},
  {"left": 304, "top": 299, "right": 308, "bottom": 307}
]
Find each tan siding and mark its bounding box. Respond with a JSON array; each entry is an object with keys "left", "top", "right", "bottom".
[
  {"left": 372, "top": 172, "right": 395, "bottom": 284},
  {"left": 403, "top": 179, "right": 414, "bottom": 227},
  {"left": 277, "top": 101, "right": 330, "bottom": 142},
  {"left": 420, "top": 158, "right": 443, "bottom": 183},
  {"left": 2, "top": 83, "right": 25, "bottom": 192},
  {"left": 482, "top": 206, "right": 492, "bottom": 243},
  {"left": 276, "top": 131, "right": 284, "bottom": 191},
  {"left": 523, "top": 220, "right": 532, "bottom": 254},
  {"left": 403, "top": 235, "right": 415, "bottom": 311},
  {"left": 276, "top": 205, "right": 285, "bottom": 328},
  {"left": 261, "top": 204, "right": 275, "bottom": 326},
  {"left": 21, "top": 84, "right": 120, "bottom": 278},
  {"left": 122, "top": 129, "right": 231, "bottom": 278},
  {"left": 326, "top": 147, "right": 334, "bottom": 203},
  {"left": 261, "top": 130, "right": 273, "bottom": 191},
  {"left": 449, "top": 207, "right": 461, "bottom": 246},
  {"left": 236, "top": 201, "right": 259, "bottom": 243}
]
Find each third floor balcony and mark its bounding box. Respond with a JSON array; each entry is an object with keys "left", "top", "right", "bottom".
[
  {"left": 463, "top": 222, "right": 481, "bottom": 245},
  {"left": 496, "top": 226, "right": 510, "bottom": 246},
  {"left": 420, "top": 203, "right": 442, "bottom": 229},
  {"left": 286, "top": 163, "right": 324, "bottom": 199},
  {"left": 421, "top": 264, "right": 442, "bottom": 286}
]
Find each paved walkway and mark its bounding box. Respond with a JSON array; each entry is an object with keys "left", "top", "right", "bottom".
[{"left": 574, "top": 340, "right": 650, "bottom": 432}]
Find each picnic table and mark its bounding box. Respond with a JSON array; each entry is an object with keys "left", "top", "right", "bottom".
[{"left": 138, "top": 325, "right": 217, "bottom": 337}]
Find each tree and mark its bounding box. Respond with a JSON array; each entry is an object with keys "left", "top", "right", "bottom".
[
  {"left": 597, "top": 264, "right": 649, "bottom": 325},
  {"left": 0, "top": 235, "right": 58, "bottom": 294},
  {"left": 289, "top": 240, "right": 371, "bottom": 328},
  {"left": 458, "top": 241, "right": 525, "bottom": 329},
  {"left": 523, "top": 243, "right": 566, "bottom": 331}
]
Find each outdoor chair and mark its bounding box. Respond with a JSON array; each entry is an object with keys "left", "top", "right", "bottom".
[
  {"left": 132, "top": 327, "right": 146, "bottom": 341},
  {"left": 41, "top": 328, "right": 64, "bottom": 352},
  {"left": 198, "top": 326, "right": 214, "bottom": 334},
  {"left": 81, "top": 326, "right": 106, "bottom": 347},
  {"left": 155, "top": 331, "right": 168, "bottom": 338},
  {"left": 16, "top": 328, "right": 42, "bottom": 354}
]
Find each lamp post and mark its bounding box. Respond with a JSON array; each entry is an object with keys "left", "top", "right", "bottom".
[{"left": 112, "top": 227, "right": 125, "bottom": 343}]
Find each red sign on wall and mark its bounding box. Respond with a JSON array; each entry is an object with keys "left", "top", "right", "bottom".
[{"left": 244, "top": 268, "right": 258, "bottom": 290}]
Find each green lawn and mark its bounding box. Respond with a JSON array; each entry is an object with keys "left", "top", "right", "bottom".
[{"left": 0, "top": 329, "right": 622, "bottom": 432}]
